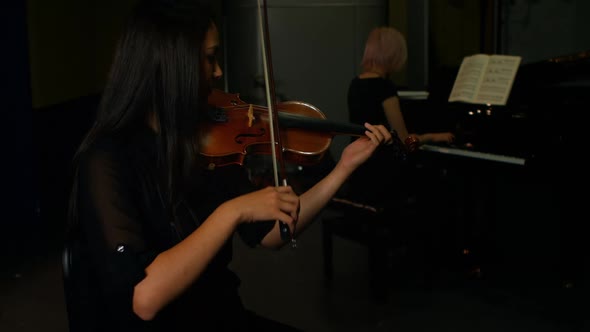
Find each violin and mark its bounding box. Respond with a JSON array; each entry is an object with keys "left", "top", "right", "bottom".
[
  {"left": 199, "top": 88, "right": 367, "bottom": 170},
  {"left": 205, "top": 0, "right": 383, "bottom": 244}
]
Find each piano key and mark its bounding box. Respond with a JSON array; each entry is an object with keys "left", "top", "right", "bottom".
[{"left": 419, "top": 144, "right": 526, "bottom": 166}]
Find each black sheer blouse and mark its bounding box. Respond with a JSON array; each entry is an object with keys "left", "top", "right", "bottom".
[{"left": 73, "top": 126, "right": 274, "bottom": 331}]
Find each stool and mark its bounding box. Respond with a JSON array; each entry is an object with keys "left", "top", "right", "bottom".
[{"left": 321, "top": 197, "right": 408, "bottom": 302}]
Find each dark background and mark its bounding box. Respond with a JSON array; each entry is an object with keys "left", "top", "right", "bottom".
[{"left": 1, "top": 2, "right": 587, "bottom": 330}]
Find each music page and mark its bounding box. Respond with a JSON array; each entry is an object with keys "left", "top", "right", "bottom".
[
  {"left": 474, "top": 55, "right": 521, "bottom": 105},
  {"left": 449, "top": 54, "right": 521, "bottom": 106}
]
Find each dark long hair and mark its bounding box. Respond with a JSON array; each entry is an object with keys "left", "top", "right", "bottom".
[{"left": 68, "top": 0, "right": 214, "bottom": 229}]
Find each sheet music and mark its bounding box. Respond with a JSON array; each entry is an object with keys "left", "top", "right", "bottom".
[
  {"left": 475, "top": 55, "right": 522, "bottom": 105},
  {"left": 449, "top": 54, "right": 521, "bottom": 106}
]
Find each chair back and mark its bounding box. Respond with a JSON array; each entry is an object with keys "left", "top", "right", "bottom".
[{"left": 62, "top": 236, "right": 100, "bottom": 332}]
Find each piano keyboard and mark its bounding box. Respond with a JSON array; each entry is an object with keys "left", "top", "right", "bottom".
[{"left": 419, "top": 144, "right": 526, "bottom": 166}]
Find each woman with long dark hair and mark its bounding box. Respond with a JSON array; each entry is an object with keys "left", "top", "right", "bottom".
[{"left": 66, "top": 1, "right": 392, "bottom": 331}]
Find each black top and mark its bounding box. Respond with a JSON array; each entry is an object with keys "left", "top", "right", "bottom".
[
  {"left": 347, "top": 76, "right": 398, "bottom": 130},
  {"left": 345, "top": 76, "right": 408, "bottom": 207},
  {"left": 72, "top": 126, "right": 275, "bottom": 331}
]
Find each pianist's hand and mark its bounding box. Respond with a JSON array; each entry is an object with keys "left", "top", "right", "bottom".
[{"left": 431, "top": 132, "right": 455, "bottom": 144}]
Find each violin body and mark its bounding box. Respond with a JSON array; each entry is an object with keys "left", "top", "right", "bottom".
[{"left": 199, "top": 89, "right": 361, "bottom": 169}]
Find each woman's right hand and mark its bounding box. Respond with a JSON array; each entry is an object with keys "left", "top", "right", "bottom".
[
  {"left": 226, "top": 186, "right": 300, "bottom": 228},
  {"left": 339, "top": 123, "right": 393, "bottom": 171}
]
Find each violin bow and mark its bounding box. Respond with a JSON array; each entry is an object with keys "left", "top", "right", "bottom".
[{"left": 256, "top": 0, "right": 296, "bottom": 247}]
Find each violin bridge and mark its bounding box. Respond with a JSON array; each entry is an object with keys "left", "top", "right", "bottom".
[{"left": 247, "top": 104, "right": 255, "bottom": 127}]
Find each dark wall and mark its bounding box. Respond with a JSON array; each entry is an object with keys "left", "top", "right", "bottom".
[
  {"left": 1, "top": 2, "right": 100, "bottom": 267},
  {"left": 1, "top": 2, "right": 38, "bottom": 265},
  {"left": 501, "top": 0, "right": 590, "bottom": 63},
  {"left": 32, "top": 96, "right": 98, "bottom": 249},
  {"left": 26, "top": 0, "right": 139, "bottom": 108}
]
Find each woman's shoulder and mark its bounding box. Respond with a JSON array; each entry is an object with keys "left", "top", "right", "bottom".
[
  {"left": 75, "top": 133, "right": 158, "bottom": 191},
  {"left": 349, "top": 76, "right": 397, "bottom": 99},
  {"left": 83, "top": 127, "right": 155, "bottom": 161},
  {"left": 78, "top": 131, "right": 147, "bottom": 170},
  {"left": 350, "top": 75, "right": 394, "bottom": 87},
  {"left": 75, "top": 136, "right": 124, "bottom": 178}
]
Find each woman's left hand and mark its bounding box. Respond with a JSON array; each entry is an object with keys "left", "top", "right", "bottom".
[{"left": 339, "top": 123, "right": 392, "bottom": 171}]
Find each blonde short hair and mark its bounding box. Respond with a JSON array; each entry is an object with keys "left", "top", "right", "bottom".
[{"left": 361, "top": 26, "right": 407, "bottom": 74}]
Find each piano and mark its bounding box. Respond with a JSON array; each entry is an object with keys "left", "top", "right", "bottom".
[
  {"left": 404, "top": 50, "right": 589, "bottom": 167},
  {"left": 398, "top": 51, "right": 588, "bottom": 289}
]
